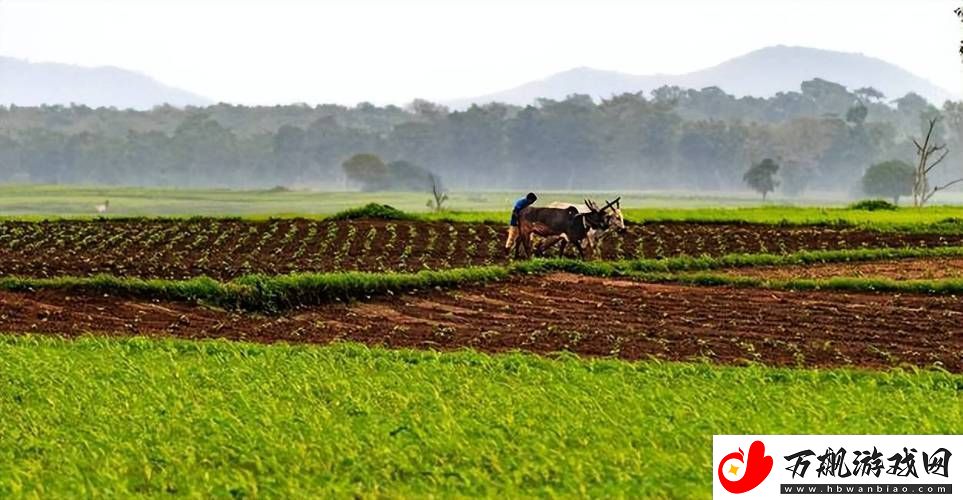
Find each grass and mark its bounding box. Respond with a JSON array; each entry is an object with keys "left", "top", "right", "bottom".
[
  {"left": 644, "top": 272, "right": 963, "bottom": 296},
  {"left": 618, "top": 206, "right": 963, "bottom": 232},
  {"left": 0, "top": 266, "right": 510, "bottom": 312},
  {"left": 0, "top": 335, "right": 959, "bottom": 498},
  {"left": 515, "top": 245, "right": 963, "bottom": 276},
  {"left": 5, "top": 184, "right": 963, "bottom": 233},
  {"left": 0, "top": 185, "right": 778, "bottom": 217},
  {"left": 3, "top": 246, "right": 963, "bottom": 311}
]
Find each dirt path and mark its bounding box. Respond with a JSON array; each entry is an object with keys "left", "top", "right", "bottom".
[
  {"left": 1, "top": 274, "right": 959, "bottom": 372},
  {"left": 718, "top": 257, "right": 963, "bottom": 281}
]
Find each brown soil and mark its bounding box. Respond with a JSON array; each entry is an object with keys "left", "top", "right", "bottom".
[
  {"left": 721, "top": 257, "right": 963, "bottom": 281},
  {"left": 0, "top": 219, "right": 959, "bottom": 279},
  {"left": 2, "top": 273, "right": 960, "bottom": 372}
]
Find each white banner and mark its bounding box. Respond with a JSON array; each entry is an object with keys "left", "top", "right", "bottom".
[{"left": 713, "top": 435, "right": 962, "bottom": 499}]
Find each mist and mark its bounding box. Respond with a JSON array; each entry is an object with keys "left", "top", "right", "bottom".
[{"left": 1, "top": 78, "right": 961, "bottom": 201}]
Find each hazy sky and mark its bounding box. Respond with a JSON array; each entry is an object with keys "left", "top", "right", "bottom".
[{"left": 1, "top": 0, "right": 961, "bottom": 105}]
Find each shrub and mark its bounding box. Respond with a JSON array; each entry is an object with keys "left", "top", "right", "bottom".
[
  {"left": 848, "top": 199, "right": 897, "bottom": 211},
  {"left": 328, "top": 203, "right": 414, "bottom": 221}
]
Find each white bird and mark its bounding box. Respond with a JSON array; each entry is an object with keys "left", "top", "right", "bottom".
[{"left": 95, "top": 200, "right": 109, "bottom": 214}]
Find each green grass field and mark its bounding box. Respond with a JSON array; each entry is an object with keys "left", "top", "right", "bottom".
[
  {"left": 1, "top": 335, "right": 960, "bottom": 498},
  {"left": 2, "top": 183, "right": 879, "bottom": 215},
  {"left": 0, "top": 184, "right": 772, "bottom": 216},
  {"left": 5, "top": 184, "right": 963, "bottom": 232}
]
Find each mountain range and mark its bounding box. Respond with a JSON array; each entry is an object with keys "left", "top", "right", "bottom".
[
  {"left": 446, "top": 46, "right": 959, "bottom": 108},
  {"left": 1, "top": 45, "right": 958, "bottom": 110},
  {"left": 0, "top": 57, "right": 210, "bottom": 109}
]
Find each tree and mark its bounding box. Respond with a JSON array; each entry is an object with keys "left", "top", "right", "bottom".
[
  {"left": 743, "top": 158, "right": 779, "bottom": 200},
  {"left": 854, "top": 87, "right": 885, "bottom": 104},
  {"left": 384, "top": 160, "right": 434, "bottom": 191},
  {"left": 779, "top": 160, "right": 815, "bottom": 197},
  {"left": 862, "top": 160, "right": 914, "bottom": 204},
  {"left": 341, "top": 153, "right": 388, "bottom": 191},
  {"left": 800, "top": 78, "right": 852, "bottom": 112},
  {"left": 407, "top": 99, "right": 449, "bottom": 121},
  {"left": 342, "top": 154, "right": 439, "bottom": 192},
  {"left": 944, "top": 101, "right": 963, "bottom": 168},
  {"left": 274, "top": 125, "right": 311, "bottom": 183},
  {"left": 0, "top": 76, "right": 955, "bottom": 192},
  {"left": 893, "top": 93, "right": 937, "bottom": 137},
  {"left": 426, "top": 174, "right": 449, "bottom": 212},
  {"left": 845, "top": 104, "right": 868, "bottom": 126},
  {"left": 911, "top": 117, "right": 959, "bottom": 206},
  {"left": 168, "top": 115, "right": 239, "bottom": 187}
]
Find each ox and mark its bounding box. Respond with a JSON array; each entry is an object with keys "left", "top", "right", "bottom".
[
  {"left": 543, "top": 197, "right": 625, "bottom": 258},
  {"left": 514, "top": 199, "right": 610, "bottom": 259}
]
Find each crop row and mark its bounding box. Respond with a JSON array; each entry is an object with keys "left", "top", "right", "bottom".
[{"left": 0, "top": 219, "right": 959, "bottom": 279}]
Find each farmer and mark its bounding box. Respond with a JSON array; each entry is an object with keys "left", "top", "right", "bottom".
[{"left": 505, "top": 192, "right": 538, "bottom": 253}]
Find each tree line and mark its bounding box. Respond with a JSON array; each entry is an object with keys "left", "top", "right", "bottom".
[{"left": 0, "top": 78, "right": 960, "bottom": 196}]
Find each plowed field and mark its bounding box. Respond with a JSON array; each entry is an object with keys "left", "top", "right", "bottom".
[
  {"left": 2, "top": 273, "right": 959, "bottom": 371},
  {"left": 720, "top": 257, "right": 963, "bottom": 281},
  {"left": 1, "top": 219, "right": 959, "bottom": 278}
]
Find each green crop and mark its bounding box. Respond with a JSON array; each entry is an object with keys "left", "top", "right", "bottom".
[{"left": 0, "top": 335, "right": 959, "bottom": 498}]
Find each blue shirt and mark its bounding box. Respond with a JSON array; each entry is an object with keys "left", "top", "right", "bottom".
[{"left": 510, "top": 197, "right": 534, "bottom": 226}]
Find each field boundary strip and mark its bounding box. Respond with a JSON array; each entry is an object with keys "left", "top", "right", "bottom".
[
  {"left": 5, "top": 208, "right": 963, "bottom": 234},
  {"left": 3, "top": 246, "right": 963, "bottom": 311}
]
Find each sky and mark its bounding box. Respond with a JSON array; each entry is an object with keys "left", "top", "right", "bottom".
[{"left": 0, "top": 0, "right": 961, "bottom": 106}]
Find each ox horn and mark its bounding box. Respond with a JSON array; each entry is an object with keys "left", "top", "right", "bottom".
[{"left": 601, "top": 196, "right": 621, "bottom": 211}]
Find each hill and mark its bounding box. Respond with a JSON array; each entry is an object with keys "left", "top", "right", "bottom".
[
  {"left": 0, "top": 57, "right": 211, "bottom": 109},
  {"left": 447, "top": 46, "right": 958, "bottom": 107}
]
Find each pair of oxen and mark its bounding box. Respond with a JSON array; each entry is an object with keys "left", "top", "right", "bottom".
[{"left": 512, "top": 197, "right": 625, "bottom": 259}]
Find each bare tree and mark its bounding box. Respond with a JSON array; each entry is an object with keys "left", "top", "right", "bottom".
[
  {"left": 912, "top": 117, "right": 959, "bottom": 206},
  {"left": 427, "top": 174, "right": 449, "bottom": 212}
]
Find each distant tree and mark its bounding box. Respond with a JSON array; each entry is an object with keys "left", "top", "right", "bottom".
[
  {"left": 650, "top": 85, "right": 686, "bottom": 105},
  {"left": 911, "top": 117, "right": 960, "bottom": 206},
  {"left": 944, "top": 101, "right": 963, "bottom": 163},
  {"left": 845, "top": 104, "right": 868, "bottom": 126},
  {"left": 168, "top": 114, "right": 238, "bottom": 186},
  {"left": 342, "top": 153, "right": 388, "bottom": 191},
  {"left": 426, "top": 174, "right": 449, "bottom": 212},
  {"left": 743, "top": 158, "right": 779, "bottom": 200},
  {"left": 407, "top": 99, "right": 449, "bottom": 120},
  {"left": 862, "top": 160, "right": 914, "bottom": 204},
  {"left": 385, "top": 160, "right": 434, "bottom": 191},
  {"left": 0, "top": 74, "right": 953, "bottom": 192},
  {"left": 342, "top": 154, "right": 440, "bottom": 192},
  {"left": 779, "top": 160, "right": 815, "bottom": 197},
  {"left": 854, "top": 87, "right": 885, "bottom": 103},
  {"left": 274, "top": 125, "right": 312, "bottom": 182},
  {"left": 800, "top": 79, "right": 853, "bottom": 111},
  {"left": 893, "top": 93, "right": 933, "bottom": 121}
]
